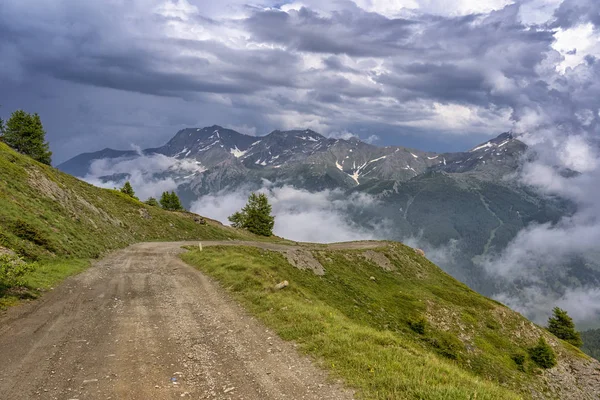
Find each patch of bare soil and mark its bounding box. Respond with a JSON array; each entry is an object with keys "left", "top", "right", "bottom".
[
  {"left": 284, "top": 249, "right": 325, "bottom": 275},
  {"left": 362, "top": 250, "right": 395, "bottom": 271}
]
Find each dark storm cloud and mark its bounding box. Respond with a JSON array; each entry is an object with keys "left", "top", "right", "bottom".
[
  {"left": 0, "top": 0, "right": 597, "bottom": 164},
  {"left": 377, "top": 62, "right": 490, "bottom": 104},
  {"left": 322, "top": 56, "right": 359, "bottom": 74},
  {"left": 553, "top": 0, "right": 600, "bottom": 29},
  {"left": 244, "top": 6, "right": 417, "bottom": 57},
  {"left": 0, "top": 2, "right": 308, "bottom": 99}
]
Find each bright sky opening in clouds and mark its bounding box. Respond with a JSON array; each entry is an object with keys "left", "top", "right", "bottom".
[{"left": 0, "top": 0, "right": 599, "bottom": 162}]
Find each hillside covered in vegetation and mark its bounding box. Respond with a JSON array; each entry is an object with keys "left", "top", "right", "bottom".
[
  {"left": 182, "top": 244, "right": 600, "bottom": 399},
  {"left": 0, "top": 142, "right": 260, "bottom": 306}
]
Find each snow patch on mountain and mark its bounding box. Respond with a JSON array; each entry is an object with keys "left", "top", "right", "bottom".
[
  {"left": 299, "top": 136, "right": 319, "bottom": 142},
  {"left": 470, "top": 142, "right": 494, "bottom": 152},
  {"left": 198, "top": 141, "right": 219, "bottom": 152},
  {"left": 230, "top": 146, "right": 247, "bottom": 158},
  {"left": 369, "top": 155, "right": 387, "bottom": 163},
  {"left": 349, "top": 161, "right": 369, "bottom": 184},
  {"left": 175, "top": 147, "right": 189, "bottom": 157}
]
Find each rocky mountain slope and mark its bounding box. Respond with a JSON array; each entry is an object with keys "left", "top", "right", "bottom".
[{"left": 59, "top": 126, "right": 525, "bottom": 195}]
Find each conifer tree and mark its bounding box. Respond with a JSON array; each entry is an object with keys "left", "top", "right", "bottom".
[
  {"left": 160, "top": 191, "right": 170, "bottom": 209},
  {"left": 547, "top": 307, "right": 583, "bottom": 347},
  {"left": 2, "top": 110, "right": 52, "bottom": 165},
  {"left": 120, "top": 181, "right": 137, "bottom": 199},
  {"left": 228, "top": 192, "right": 275, "bottom": 236},
  {"left": 168, "top": 191, "right": 184, "bottom": 211},
  {"left": 159, "top": 191, "right": 184, "bottom": 211},
  {"left": 144, "top": 197, "right": 159, "bottom": 206},
  {"left": 529, "top": 337, "right": 557, "bottom": 368}
]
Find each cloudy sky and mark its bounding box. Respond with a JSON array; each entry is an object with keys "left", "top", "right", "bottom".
[{"left": 1, "top": 0, "right": 599, "bottom": 163}]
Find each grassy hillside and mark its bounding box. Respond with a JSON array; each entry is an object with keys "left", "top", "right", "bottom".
[
  {"left": 0, "top": 142, "right": 260, "bottom": 306},
  {"left": 183, "top": 245, "right": 596, "bottom": 399}
]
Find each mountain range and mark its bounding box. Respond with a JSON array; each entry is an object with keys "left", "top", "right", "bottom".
[
  {"left": 60, "top": 126, "right": 525, "bottom": 194},
  {"left": 58, "top": 126, "right": 592, "bottom": 322}
]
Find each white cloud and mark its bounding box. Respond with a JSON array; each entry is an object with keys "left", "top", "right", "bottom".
[
  {"left": 191, "top": 184, "right": 389, "bottom": 243},
  {"left": 364, "top": 134, "right": 380, "bottom": 144},
  {"left": 401, "top": 102, "right": 513, "bottom": 134},
  {"left": 83, "top": 153, "right": 205, "bottom": 200},
  {"left": 553, "top": 23, "right": 600, "bottom": 73},
  {"left": 326, "top": 130, "right": 359, "bottom": 140},
  {"left": 352, "top": 0, "right": 514, "bottom": 18},
  {"left": 496, "top": 286, "right": 600, "bottom": 326},
  {"left": 155, "top": 0, "right": 199, "bottom": 21}
]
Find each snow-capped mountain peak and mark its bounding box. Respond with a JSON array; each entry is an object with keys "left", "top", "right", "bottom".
[{"left": 59, "top": 128, "right": 525, "bottom": 194}]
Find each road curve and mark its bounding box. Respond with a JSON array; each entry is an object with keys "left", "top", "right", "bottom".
[{"left": 0, "top": 241, "right": 355, "bottom": 400}]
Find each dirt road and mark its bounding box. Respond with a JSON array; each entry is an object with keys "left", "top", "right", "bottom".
[{"left": 0, "top": 242, "right": 357, "bottom": 400}]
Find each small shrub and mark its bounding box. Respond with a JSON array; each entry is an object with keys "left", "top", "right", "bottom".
[
  {"left": 11, "top": 219, "right": 52, "bottom": 250},
  {"left": 426, "top": 331, "right": 463, "bottom": 360},
  {"left": 511, "top": 352, "right": 526, "bottom": 371},
  {"left": 529, "top": 337, "right": 557, "bottom": 369},
  {"left": 409, "top": 317, "right": 427, "bottom": 334},
  {"left": 0, "top": 254, "right": 35, "bottom": 287},
  {"left": 486, "top": 319, "right": 501, "bottom": 330},
  {"left": 145, "top": 197, "right": 159, "bottom": 206}
]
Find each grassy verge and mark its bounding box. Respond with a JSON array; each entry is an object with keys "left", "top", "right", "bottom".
[
  {"left": 0, "top": 258, "right": 89, "bottom": 308},
  {"left": 182, "top": 245, "right": 528, "bottom": 400}
]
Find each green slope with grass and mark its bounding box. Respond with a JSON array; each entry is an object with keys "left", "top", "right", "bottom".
[
  {"left": 0, "top": 142, "right": 260, "bottom": 306},
  {"left": 182, "top": 245, "right": 596, "bottom": 400}
]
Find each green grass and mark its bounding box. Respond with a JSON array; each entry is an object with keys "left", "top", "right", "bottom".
[
  {"left": 0, "top": 142, "right": 274, "bottom": 306},
  {"left": 0, "top": 259, "right": 90, "bottom": 308},
  {"left": 183, "top": 244, "right": 573, "bottom": 399}
]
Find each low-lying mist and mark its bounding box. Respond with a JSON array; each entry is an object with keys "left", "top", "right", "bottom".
[{"left": 191, "top": 183, "right": 391, "bottom": 243}]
